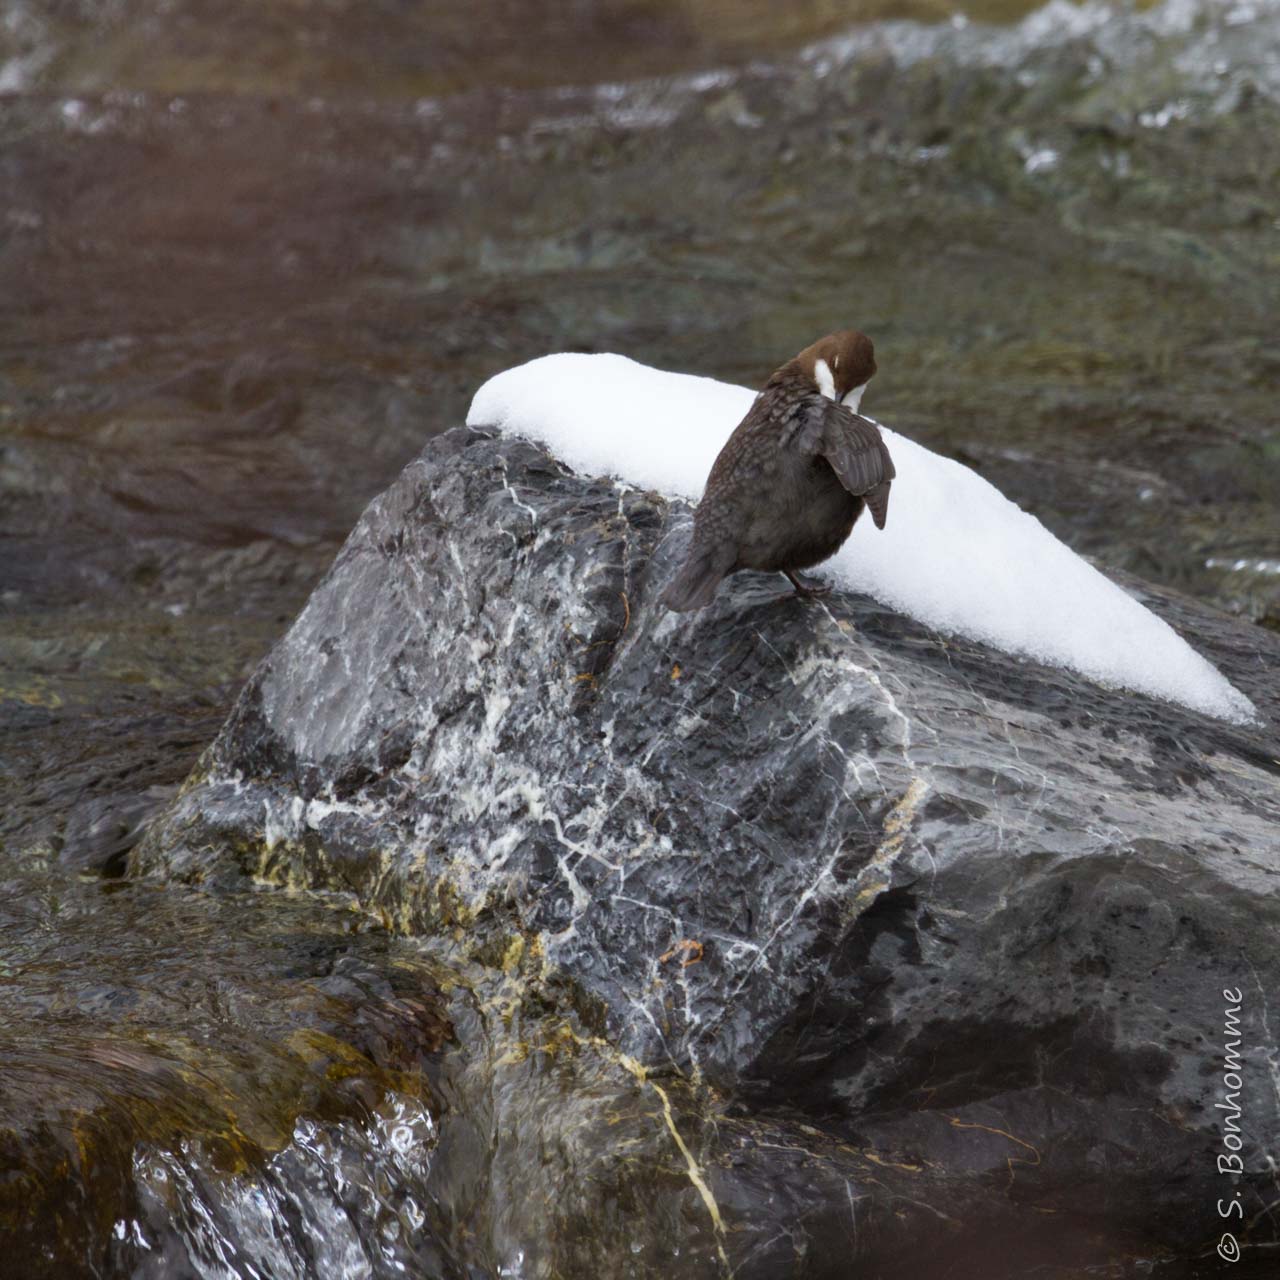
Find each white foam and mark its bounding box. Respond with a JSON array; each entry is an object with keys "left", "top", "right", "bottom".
[{"left": 468, "top": 353, "right": 1256, "bottom": 724}]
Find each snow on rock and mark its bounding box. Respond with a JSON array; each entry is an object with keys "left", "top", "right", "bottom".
[{"left": 467, "top": 352, "right": 1256, "bottom": 724}]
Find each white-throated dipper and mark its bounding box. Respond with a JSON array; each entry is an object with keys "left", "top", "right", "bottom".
[{"left": 661, "top": 330, "right": 895, "bottom": 612}]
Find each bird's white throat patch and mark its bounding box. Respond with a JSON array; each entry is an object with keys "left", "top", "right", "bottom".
[
  {"left": 842, "top": 382, "right": 867, "bottom": 412},
  {"left": 816, "top": 361, "right": 868, "bottom": 411}
]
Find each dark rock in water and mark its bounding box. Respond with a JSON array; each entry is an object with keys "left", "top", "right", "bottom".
[
  {"left": 58, "top": 784, "right": 178, "bottom": 875},
  {"left": 0, "top": 864, "right": 454, "bottom": 1280},
  {"left": 136, "top": 426, "right": 1280, "bottom": 1275}
]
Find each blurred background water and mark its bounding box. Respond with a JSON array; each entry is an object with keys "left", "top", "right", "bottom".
[{"left": 1, "top": 0, "right": 1279, "bottom": 1274}]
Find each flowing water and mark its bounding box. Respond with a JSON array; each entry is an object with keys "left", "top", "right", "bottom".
[{"left": 2, "top": 0, "right": 1279, "bottom": 1273}]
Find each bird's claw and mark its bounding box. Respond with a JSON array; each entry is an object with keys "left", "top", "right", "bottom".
[{"left": 783, "top": 571, "right": 832, "bottom": 600}]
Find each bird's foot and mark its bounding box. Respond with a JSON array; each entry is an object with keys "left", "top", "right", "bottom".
[{"left": 783, "top": 570, "right": 831, "bottom": 600}]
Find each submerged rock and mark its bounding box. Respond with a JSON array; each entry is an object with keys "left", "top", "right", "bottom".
[
  {"left": 0, "top": 864, "right": 453, "bottom": 1279},
  {"left": 136, "top": 426, "right": 1280, "bottom": 1275}
]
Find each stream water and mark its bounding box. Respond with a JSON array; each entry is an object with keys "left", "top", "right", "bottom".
[{"left": 2, "top": 0, "right": 1279, "bottom": 1274}]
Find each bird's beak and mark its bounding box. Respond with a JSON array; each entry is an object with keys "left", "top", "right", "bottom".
[{"left": 842, "top": 383, "right": 867, "bottom": 412}]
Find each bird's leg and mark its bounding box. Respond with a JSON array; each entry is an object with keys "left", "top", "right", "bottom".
[{"left": 783, "top": 570, "right": 832, "bottom": 599}]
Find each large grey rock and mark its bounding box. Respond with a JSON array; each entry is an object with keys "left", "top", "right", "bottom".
[{"left": 137, "top": 425, "right": 1280, "bottom": 1274}]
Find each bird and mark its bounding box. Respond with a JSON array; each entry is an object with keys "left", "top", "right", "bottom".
[{"left": 660, "top": 330, "right": 895, "bottom": 612}]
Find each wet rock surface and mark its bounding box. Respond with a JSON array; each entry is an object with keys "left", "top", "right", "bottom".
[
  {"left": 137, "top": 426, "right": 1280, "bottom": 1275},
  {"left": 0, "top": 864, "right": 453, "bottom": 1279}
]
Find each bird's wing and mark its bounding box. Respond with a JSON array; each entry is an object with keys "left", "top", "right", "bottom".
[{"left": 782, "top": 398, "right": 896, "bottom": 529}]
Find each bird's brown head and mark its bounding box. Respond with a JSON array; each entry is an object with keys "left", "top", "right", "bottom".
[{"left": 790, "top": 330, "right": 877, "bottom": 412}]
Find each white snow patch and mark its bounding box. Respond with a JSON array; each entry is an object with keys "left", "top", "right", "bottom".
[{"left": 468, "top": 353, "right": 1256, "bottom": 724}]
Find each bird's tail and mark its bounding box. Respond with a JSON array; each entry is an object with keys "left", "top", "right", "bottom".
[{"left": 660, "top": 545, "right": 730, "bottom": 613}]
